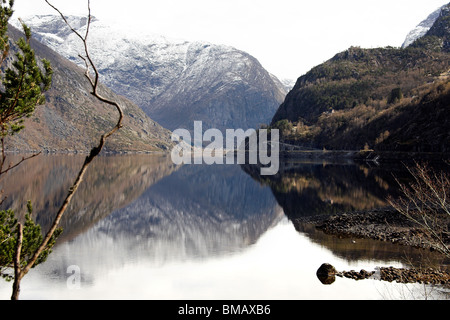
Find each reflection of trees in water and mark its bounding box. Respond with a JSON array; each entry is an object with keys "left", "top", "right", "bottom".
[
  {"left": 242, "top": 160, "right": 450, "bottom": 268},
  {"left": 242, "top": 160, "right": 414, "bottom": 221},
  {"left": 0, "top": 154, "right": 178, "bottom": 242}
]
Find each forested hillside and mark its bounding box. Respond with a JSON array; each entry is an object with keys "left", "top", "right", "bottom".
[{"left": 270, "top": 4, "right": 450, "bottom": 153}]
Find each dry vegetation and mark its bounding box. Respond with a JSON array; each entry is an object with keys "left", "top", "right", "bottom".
[
  {"left": 388, "top": 162, "right": 450, "bottom": 258},
  {"left": 271, "top": 43, "right": 450, "bottom": 152}
]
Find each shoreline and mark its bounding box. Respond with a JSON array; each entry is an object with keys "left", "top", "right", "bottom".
[
  {"left": 296, "top": 208, "right": 450, "bottom": 285},
  {"left": 294, "top": 207, "right": 448, "bottom": 252},
  {"left": 280, "top": 149, "right": 450, "bottom": 163},
  {"left": 3, "top": 149, "right": 171, "bottom": 156},
  {"left": 5, "top": 148, "right": 450, "bottom": 165}
]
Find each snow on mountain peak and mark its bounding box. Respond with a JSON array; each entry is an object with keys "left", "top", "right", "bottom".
[
  {"left": 14, "top": 14, "right": 286, "bottom": 132},
  {"left": 15, "top": 15, "right": 240, "bottom": 96},
  {"left": 402, "top": 4, "right": 447, "bottom": 48}
]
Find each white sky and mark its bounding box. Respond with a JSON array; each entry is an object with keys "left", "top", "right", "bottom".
[{"left": 11, "top": 0, "right": 450, "bottom": 81}]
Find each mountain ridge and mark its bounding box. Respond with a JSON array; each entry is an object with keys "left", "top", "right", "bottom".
[
  {"left": 5, "top": 23, "right": 174, "bottom": 153},
  {"left": 269, "top": 3, "right": 450, "bottom": 153},
  {"left": 402, "top": 4, "right": 447, "bottom": 48},
  {"left": 16, "top": 15, "right": 287, "bottom": 132}
]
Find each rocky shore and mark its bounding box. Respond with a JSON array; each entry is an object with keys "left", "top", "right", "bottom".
[
  {"left": 317, "top": 263, "right": 450, "bottom": 285},
  {"left": 295, "top": 207, "right": 446, "bottom": 252},
  {"left": 296, "top": 208, "right": 450, "bottom": 285}
]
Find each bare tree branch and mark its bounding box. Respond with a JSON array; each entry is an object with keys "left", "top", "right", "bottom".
[
  {"left": 0, "top": 152, "right": 41, "bottom": 176},
  {"left": 388, "top": 162, "right": 450, "bottom": 258},
  {"left": 11, "top": 0, "right": 124, "bottom": 299}
]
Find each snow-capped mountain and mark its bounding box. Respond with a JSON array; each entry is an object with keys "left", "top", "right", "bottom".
[
  {"left": 16, "top": 15, "right": 287, "bottom": 132},
  {"left": 6, "top": 23, "right": 173, "bottom": 153},
  {"left": 402, "top": 4, "right": 447, "bottom": 48}
]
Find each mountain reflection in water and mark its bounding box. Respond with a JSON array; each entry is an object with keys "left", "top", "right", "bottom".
[
  {"left": 242, "top": 159, "right": 449, "bottom": 268},
  {"left": 0, "top": 155, "right": 447, "bottom": 299},
  {"left": 1, "top": 154, "right": 283, "bottom": 273}
]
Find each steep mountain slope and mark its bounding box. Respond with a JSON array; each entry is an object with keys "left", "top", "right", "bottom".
[
  {"left": 409, "top": 3, "right": 450, "bottom": 53},
  {"left": 374, "top": 81, "right": 450, "bottom": 152},
  {"left": 17, "top": 15, "right": 287, "bottom": 132},
  {"left": 149, "top": 42, "right": 286, "bottom": 131},
  {"left": 5, "top": 24, "right": 173, "bottom": 153},
  {"left": 402, "top": 4, "right": 447, "bottom": 48},
  {"left": 270, "top": 3, "right": 450, "bottom": 152}
]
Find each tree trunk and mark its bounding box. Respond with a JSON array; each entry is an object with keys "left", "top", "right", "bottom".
[{"left": 11, "top": 223, "right": 23, "bottom": 300}]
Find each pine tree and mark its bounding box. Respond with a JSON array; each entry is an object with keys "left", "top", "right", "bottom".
[
  {"left": 0, "top": 0, "right": 57, "bottom": 284},
  {"left": 0, "top": 202, "right": 62, "bottom": 281},
  {"left": 0, "top": 0, "right": 53, "bottom": 170},
  {"left": 6, "top": 0, "right": 124, "bottom": 299}
]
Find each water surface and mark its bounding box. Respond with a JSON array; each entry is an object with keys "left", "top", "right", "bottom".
[{"left": 0, "top": 154, "right": 448, "bottom": 300}]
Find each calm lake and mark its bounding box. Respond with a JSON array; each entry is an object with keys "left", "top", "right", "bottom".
[{"left": 0, "top": 154, "right": 448, "bottom": 300}]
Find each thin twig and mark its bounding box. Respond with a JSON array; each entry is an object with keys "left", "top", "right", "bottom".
[
  {"left": 388, "top": 162, "right": 450, "bottom": 258},
  {"left": 11, "top": 0, "right": 124, "bottom": 299},
  {"left": 0, "top": 152, "right": 41, "bottom": 176}
]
